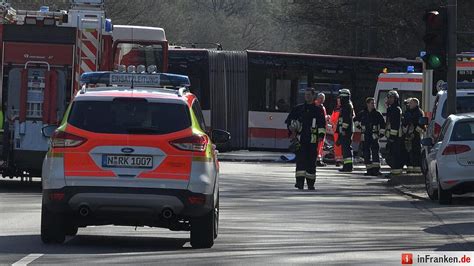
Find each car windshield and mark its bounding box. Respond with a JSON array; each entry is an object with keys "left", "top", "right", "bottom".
[
  {"left": 451, "top": 120, "right": 474, "bottom": 141},
  {"left": 68, "top": 99, "right": 191, "bottom": 134},
  {"left": 114, "top": 43, "right": 164, "bottom": 71},
  {"left": 441, "top": 96, "right": 474, "bottom": 118}
]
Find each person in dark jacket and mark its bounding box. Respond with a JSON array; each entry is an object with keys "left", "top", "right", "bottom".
[
  {"left": 286, "top": 88, "right": 326, "bottom": 190},
  {"left": 385, "top": 90, "right": 403, "bottom": 177},
  {"left": 336, "top": 89, "right": 354, "bottom": 172},
  {"left": 354, "top": 97, "right": 385, "bottom": 176},
  {"left": 402, "top": 98, "right": 424, "bottom": 174}
]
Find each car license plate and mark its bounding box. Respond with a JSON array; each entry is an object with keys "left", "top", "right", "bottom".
[{"left": 102, "top": 155, "right": 153, "bottom": 168}]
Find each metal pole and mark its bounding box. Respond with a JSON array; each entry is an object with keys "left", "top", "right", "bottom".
[{"left": 446, "top": 0, "right": 457, "bottom": 115}]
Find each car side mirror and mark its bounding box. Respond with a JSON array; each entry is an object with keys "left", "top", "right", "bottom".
[
  {"left": 42, "top": 125, "right": 58, "bottom": 138},
  {"left": 419, "top": 117, "right": 429, "bottom": 127},
  {"left": 211, "top": 129, "right": 231, "bottom": 144},
  {"left": 421, "top": 137, "right": 433, "bottom": 147}
]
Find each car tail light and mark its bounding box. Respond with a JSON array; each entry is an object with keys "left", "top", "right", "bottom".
[
  {"left": 442, "top": 144, "right": 471, "bottom": 155},
  {"left": 187, "top": 195, "right": 206, "bottom": 205},
  {"left": 170, "top": 135, "right": 208, "bottom": 152},
  {"left": 443, "top": 180, "right": 459, "bottom": 185},
  {"left": 49, "top": 192, "right": 65, "bottom": 201},
  {"left": 433, "top": 123, "right": 442, "bottom": 139},
  {"left": 52, "top": 131, "right": 87, "bottom": 148}
]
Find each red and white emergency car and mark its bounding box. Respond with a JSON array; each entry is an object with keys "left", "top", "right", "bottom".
[{"left": 41, "top": 70, "right": 229, "bottom": 248}]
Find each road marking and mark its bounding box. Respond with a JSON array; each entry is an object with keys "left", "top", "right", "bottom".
[{"left": 12, "top": 254, "right": 43, "bottom": 266}]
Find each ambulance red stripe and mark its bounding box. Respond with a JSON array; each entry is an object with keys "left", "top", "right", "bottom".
[{"left": 377, "top": 77, "right": 423, "bottom": 83}]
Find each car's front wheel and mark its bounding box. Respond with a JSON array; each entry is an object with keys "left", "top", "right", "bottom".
[
  {"left": 421, "top": 152, "right": 428, "bottom": 176},
  {"left": 41, "top": 205, "right": 66, "bottom": 244},
  {"left": 190, "top": 209, "right": 216, "bottom": 249}
]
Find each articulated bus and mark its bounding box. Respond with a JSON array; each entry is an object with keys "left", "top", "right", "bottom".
[{"left": 168, "top": 48, "right": 421, "bottom": 150}]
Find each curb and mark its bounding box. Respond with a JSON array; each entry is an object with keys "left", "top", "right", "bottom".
[
  {"left": 217, "top": 157, "right": 283, "bottom": 163},
  {"left": 391, "top": 184, "right": 427, "bottom": 201}
]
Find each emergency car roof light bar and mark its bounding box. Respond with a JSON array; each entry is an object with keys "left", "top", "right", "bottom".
[{"left": 80, "top": 72, "right": 191, "bottom": 88}]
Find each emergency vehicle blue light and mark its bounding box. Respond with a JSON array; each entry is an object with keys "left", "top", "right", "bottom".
[
  {"left": 420, "top": 51, "right": 427, "bottom": 57},
  {"left": 40, "top": 6, "right": 49, "bottom": 12},
  {"left": 105, "top": 19, "right": 113, "bottom": 32},
  {"left": 80, "top": 72, "right": 191, "bottom": 87},
  {"left": 407, "top": 66, "right": 415, "bottom": 73}
]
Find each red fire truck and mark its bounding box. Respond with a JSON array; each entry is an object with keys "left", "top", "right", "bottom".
[{"left": 0, "top": 0, "right": 169, "bottom": 180}]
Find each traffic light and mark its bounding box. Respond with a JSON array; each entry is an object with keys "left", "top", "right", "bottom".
[{"left": 422, "top": 9, "right": 447, "bottom": 70}]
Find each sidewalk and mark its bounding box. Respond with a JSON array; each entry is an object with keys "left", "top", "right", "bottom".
[{"left": 387, "top": 174, "right": 427, "bottom": 200}]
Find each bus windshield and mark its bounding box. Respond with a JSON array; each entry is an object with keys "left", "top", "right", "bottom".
[{"left": 114, "top": 43, "right": 164, "bottom": 71}]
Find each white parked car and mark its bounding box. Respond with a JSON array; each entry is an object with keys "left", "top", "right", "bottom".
[
  {"left": 422, "top": 113, "right": 474, "bottom": 204},
  {"left": 421, "top": 85, "right": 474, "bottom": 178}
]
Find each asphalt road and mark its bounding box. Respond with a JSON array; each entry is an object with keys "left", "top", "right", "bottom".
[{"left": 1, "top": 162, "right": 474, "bottom": 265}]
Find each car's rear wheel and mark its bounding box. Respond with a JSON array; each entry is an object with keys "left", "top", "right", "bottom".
[
  {"left": 438, "top": 177, "right": 452, "bottom": 205},
  {"left": 214, "top": 199, "right": 219, "bottom": 240},
  {"left": 41, "top": 205, "right": 66, "bottom": 244},
  {"left": 64, "top": 222, "right": 79, "bottom": 237},
  {"left": 425, "top": 171, "right": 438, "bottom": 201},
  {"left": 190, "top": 210, "right": 215, "bottom": 249}
]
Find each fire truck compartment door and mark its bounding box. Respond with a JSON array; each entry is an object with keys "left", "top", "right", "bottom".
[{"left": 8, "top": 68, "right": 67, "bottom": 152}]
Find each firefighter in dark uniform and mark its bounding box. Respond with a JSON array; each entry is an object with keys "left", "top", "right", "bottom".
[
  {"left": 336, "top": 89, "right": 354, "bottom": 172},
  {"left": 385, "top": 90, "right": 403, "bottom": 177},
  {"left": 286, "top": 88, "right": 326, "bottom": 190},
  {"left": 354, "top": 97, "right": 386, "bottom": 176},
  {"left": 402, "top": 98, "right": 424, "bottom": 174}
]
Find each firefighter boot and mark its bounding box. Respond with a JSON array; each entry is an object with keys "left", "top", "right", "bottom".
[
  {"left": 295, "top": 177, "right": 304, "bottom": 190},
  {"left": 372, "top": 167, "right": 382, "bottom": 176},
  {"left": 339, "top": 163, "right": 353, "bottom": 172},
  {"left": 306, "top": 179, "right": 316, "bottom": 190},
  {"left": 364, "top": 168, "right": 374, "bottom": 176}
]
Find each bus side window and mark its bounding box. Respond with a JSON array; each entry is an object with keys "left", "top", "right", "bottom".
[{"left": 265, "top": 78, "right": 292, "bottom": 112}]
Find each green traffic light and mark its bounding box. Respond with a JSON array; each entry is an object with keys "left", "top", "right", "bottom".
[{"left": 428, "top": 55, "right": 442, "bottom": 69}]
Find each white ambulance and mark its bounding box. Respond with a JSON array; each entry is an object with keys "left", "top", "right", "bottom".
[
  {"left": 372, "top": 67, "right": 427, "bottom": 155},
  {"left": 374, "top": 67, "right": 424, "bottom": 116}
]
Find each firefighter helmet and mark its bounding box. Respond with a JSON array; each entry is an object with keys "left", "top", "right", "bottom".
[
  {"left": 338, "top": 89, "right": 351, "bottom": 97},
  {"left": 289, "top": 120, "right": 302, "bottom": 133},
  {"left": 387, "top": 90, "right": 399, "bottom": 99}
]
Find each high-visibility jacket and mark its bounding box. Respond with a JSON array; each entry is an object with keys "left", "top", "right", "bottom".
[
  {"left": 331, "top": 108, "right": 343, "bottom": 161},
  {"left": 337, "top": 102, "right": 354, "bottom": 136},
  {"left": 286, "top": 103, "right": 326, "bottom": 144},
  {"left": 402, "top": 107, "right": 425, "bottom": 136},
  {"left": 354, "top": 108, "right": 385, "bottom": 141},
  {"left": 386, "top": 103, "right": 403, "bottom": 139},
  {"left": 317, "top": 105, "right": 327, "bottom": 158}
]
